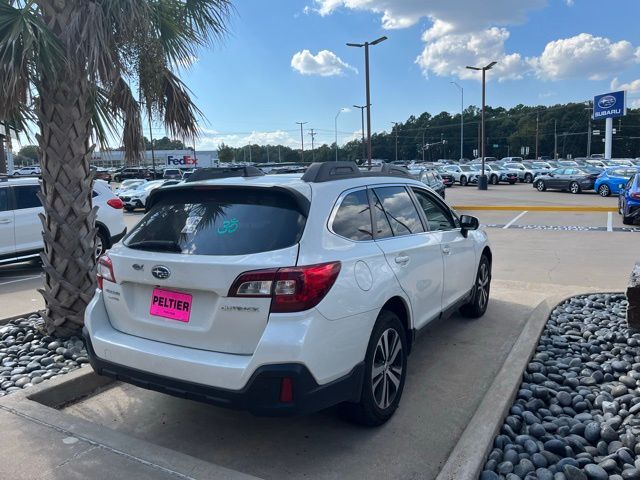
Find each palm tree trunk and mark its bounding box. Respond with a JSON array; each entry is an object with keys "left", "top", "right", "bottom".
[{"left": 36, "top": 1, "right": 97, "bottom": 337}]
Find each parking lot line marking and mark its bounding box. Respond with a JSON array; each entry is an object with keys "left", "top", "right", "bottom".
[
  {"left": 0, "top": 275, "right": 41, "bottom": 286},
  {"left": 607, "top": 212, "right": 613, "bottom": 232},
  {"left": 453, "top": 205, "right": 618, "bottom": 212},
  {"left": 503, "top": 211, "right": 528, "bottom": 230}
]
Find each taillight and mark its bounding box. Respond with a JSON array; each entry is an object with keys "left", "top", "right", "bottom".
[
  {"left": 107, "top": 198, "right": 124, "bottom": 209},
  {"left": 228, "top": 262, "right": 341, "bottom": 313},
  {"left": 631, "top": 192, "right": 640, "bottom": 200},
  {"left": 96, "top": 255, "right": 116, "bottom": 289}
]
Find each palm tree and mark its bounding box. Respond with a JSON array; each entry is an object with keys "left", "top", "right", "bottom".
[{"left": 0, "top": 0, "right": 231, "bottom": 336}]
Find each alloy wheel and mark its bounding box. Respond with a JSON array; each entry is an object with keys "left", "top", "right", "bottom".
[
  {"left": 477, "top": 262, "right": 490, "bottom": 311},
  {"left": 598, "top": 184, "right": 610, "bottom": 197},
  {"left": 95, "top": 236, "right": 104, "bottom": 258},
  {"left": 371, "top": 328, "right": 403, "bottom": 410},
  {"left": 570, "top": 182, "right": 580, "bottom": 194},
  {"left": 536, "top": 181, "right": 545, "bottom": 191}
]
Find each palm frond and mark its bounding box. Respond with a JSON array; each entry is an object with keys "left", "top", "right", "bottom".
[
  {"left": 109, "top": 77, "right": 143, "bottom": 162},
  {"left": 0, "top": 1, "right": 63, "bottom": 126},
  {"left": 161, "top": 67, "right": 202, "bottom": 140}
]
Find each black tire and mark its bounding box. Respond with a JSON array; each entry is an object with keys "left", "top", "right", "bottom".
[
  {"left": 95, "top": 228, "right": 109, "bottom": 258},
  {"left": 460, "top": 255, "right": 491, "bottom": 318},
  {"left": 598, "top": 184, "right": 610, "bottom": 197},
  {"left": 124, "top": 206, "right": 133, "bottom": 212},
  {"left": 569, "top": 181, "right": 581, "bottom": 194},
  {"left": 508, "top": 180, "right": 516, "bottom": 185},
  {"left": 535, "top": 180, "right": 546, "bottom": 192},
  {"left": 113, "top": 175, "right": 121, "bottom": 183},
  {"left": 524, "top": 173, "right": 533, "bottom": 183},
  {"left": 490, "top": 174, "right": 498, "bottom": 185},
  {"left": 622, "top": 204, "right": 634, "bottom": 225},
  {"left": 460, "top": 175, "right": 468, "bottom": 186},
  {"left": 346, "top": 310, "right": 407, "bottom": 427}
]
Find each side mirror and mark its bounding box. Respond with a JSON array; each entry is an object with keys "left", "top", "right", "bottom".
[
  {"left": 619, "top": 184, "right": 625, "bottom": 190},
  {"left": 460, "top": 215, "right": 479, "bottom": 237}
]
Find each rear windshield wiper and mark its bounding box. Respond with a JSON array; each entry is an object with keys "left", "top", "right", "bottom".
[{"left": 127, "top": 240, "right": 182, "bottom": 253}]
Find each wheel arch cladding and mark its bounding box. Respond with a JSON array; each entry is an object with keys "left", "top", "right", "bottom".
[{"left": 381, "top": 296, "right": 412, "bottom": 354}]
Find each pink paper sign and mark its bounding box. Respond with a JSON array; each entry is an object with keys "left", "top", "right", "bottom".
[{"left": 150, "top": 288, "right": 192, "bottom": 323}]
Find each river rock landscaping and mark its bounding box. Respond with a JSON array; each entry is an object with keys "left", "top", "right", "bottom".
[
  {"left": 481, "top": 293, "right": 640, "bottom": 480},
  {"left": 0, "top": 314, "right": 88, "bottom": 396}
]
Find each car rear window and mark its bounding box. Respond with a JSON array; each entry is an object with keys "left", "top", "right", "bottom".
[{"left": 124, "top": 188, "right": 306, "bottom": 255}]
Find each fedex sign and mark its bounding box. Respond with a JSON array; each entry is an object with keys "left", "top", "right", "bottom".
[{"left": 167, "top": 155, "right": 197, "bottom": 167}]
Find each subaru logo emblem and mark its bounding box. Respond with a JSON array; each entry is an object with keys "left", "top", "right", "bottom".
[
  {"left": 151, "top": 265, "right": 171, "bottom": 280},
  {"left": 598, "top": 95, "right": 616, "bottom": 109}
]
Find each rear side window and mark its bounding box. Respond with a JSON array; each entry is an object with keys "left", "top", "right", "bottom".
[
  {"left": 125, "top": 188, "right": 306, "bottom": 255},
  {"left": 331, "top": 190, "right": 373, "bottom": 241},
  {"left": 372, "top": 186, "right": 424, "bottom": 237},
  {"left": 0, "top": 187, "right": 8, "bottom": 212},
  {"left": 14, "top": 185, "right": 41, "bottom": 210}
]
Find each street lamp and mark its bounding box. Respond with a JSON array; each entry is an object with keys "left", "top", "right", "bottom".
[
  {"left": 450, "top": 82, "right": 464, "bottom": 161},
  {"left": 335, "top": 108, "right": 348, "bottom": 161},
  {"left": 466, "top": 61, "right": 497, "bottom": 190},
  {"left": 347, "top": 36, "right": 388, "bottom": 168},
  {"left": 353, "top": 104, "right": 368, "bottom": 163}
]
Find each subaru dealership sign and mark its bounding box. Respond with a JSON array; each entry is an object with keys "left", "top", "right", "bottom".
[{"left": 593, "top": 91, "right": 626, "bottom": 120}]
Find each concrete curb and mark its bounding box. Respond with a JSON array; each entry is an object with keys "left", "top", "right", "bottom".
[
  {"left": 435, "top": 291, "right": 600, "bottom": 480},
  {"left": 0, "top": 368, "right": 261, "bottom": 480},
  {"left": 452, "top": 205, "right": 617, "bottom": 212},
  {"left": 0, "top": 311, "right": 40, "bottom": 325}
]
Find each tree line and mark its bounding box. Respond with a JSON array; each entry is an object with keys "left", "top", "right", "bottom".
[{"left": 218, "top": 102, "right": 640, "bottom": 163}]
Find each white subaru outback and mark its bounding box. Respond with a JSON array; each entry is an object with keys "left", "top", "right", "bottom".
[{"left": 84, "top": 162, "right": 492, "bottom": 426}]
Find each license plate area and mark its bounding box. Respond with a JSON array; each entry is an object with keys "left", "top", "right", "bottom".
[{"left": 150, "top": 288, "right": 192, "bottom": 323}]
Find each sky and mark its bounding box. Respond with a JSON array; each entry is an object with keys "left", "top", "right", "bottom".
[{"left": 156, "top": 0, "right": 640, "bottom": 151}]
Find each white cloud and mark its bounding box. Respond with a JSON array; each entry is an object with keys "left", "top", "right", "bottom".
[
  {"left": 630, "top": 99, "right": 640, "bottom": 109},
  {"left": 611, "top": 77, "right": 640, "bottom": 93},
  {"left": 313, "top": 0, "right": 545, "bottom": 33},
  {"left": 529, "top": 34, "right": 640, "bottom": 80},
  {"left": 196, "top": 130, "right": 299, "bottom": 150},
  {"left": 291, "top": 49, "right": 357, "bottom": 76},
  {"left": 416, "top": 28, "right": 525, "bottom": 82}
]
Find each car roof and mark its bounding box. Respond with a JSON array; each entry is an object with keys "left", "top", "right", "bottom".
[{"left": 2, "top": 177, "right": 39, "bottom": 185}]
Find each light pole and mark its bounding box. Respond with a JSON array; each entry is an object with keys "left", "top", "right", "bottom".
[
  {"left": 335, "top": 107, "right": 348, "bottom": 161},
  {"left": 347, "top": 36, "right": 388, "bottom": 168},
  {"left": 391, "top": 122, "right": 399, "bottom": 162},
  {"left": 584, "top": 102, "right": 593, "bottom": 158},
  {"left": 466, "top": 61, "right": 497, "bottom": 190},
  {"left": 450, "top": 82, "right": 464, "bottom": 160},
  {"left": 308, "top": 129, "right": 316, "bottom": 162},
  {"left": 353, "top": 104, "right": 367, "bottom": 163},
  {"left": 296, "top": 121, "right": 308, "bottom": 162},
  {"left": 422, "top": 126, "right": 428, "bottom": 162}
]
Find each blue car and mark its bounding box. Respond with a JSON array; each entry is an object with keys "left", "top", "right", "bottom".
[
  {"left": 595, "top": 166, "right": 640, "bottom": 197},
  {"left": 619, "top": 173, "right": 640, "bottom": 225}
]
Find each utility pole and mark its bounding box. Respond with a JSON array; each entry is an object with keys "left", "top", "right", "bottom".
[
  {"left": 353, "top": 104, "right": 367, "bottom": 163},
  {"left": 296, "top": 121, "right": 308, "bottom": 162},
  {"left": 554, "top": 120, "right": 558, "bottom": 159},
  {"left": 147, "top": 104, "right": 156, "bottom": 172},
  {"left": 266, "top": 145, "right": 269, "bottom": 162},
  {"left": 392, "top": 122, "right": 399, "bottom": 162},
  {"left": 308, "top": 129, "right": 316, "bottom": 162},
  {"left": 335, "top": 108, "right": 347, "bottom": 161},
  {"left": 535, "top": 113, "right": 539, "bottom": 160},
  {"left": 422, "top": 127, "right": 428, "bottom": 162},
  {"left": 278, "top": 145, "right": 281, "bottom": 162},
  {"left": 347, "top": 36, "right": 388, "bottom": 168}
]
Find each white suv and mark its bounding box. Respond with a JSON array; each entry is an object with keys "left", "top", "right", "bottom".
[
  {"left": 0, "top": 178, "right": 127, "bottom": 262},
  {"left": 84, "top": 162, "right": 492, "bottom": 426},
  {"left": 13, "top": 166, "right": 41, "bottom": 176}
]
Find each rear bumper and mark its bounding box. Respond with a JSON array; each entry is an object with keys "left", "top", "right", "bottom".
[{"left": 83, "top": 327, "right": 364, "bottom": 416}]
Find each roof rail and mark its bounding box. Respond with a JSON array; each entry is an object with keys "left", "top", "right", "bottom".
[
  {"left": 185, "top": 166, "right": 265, "bottom": 183},
  {"left": 301, "top": 161, "right": 410, "bottom": 183}
]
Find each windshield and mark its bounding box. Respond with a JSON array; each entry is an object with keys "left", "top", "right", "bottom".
[{"left": 459, "top": 166, "right": 472, "bottom": 172}]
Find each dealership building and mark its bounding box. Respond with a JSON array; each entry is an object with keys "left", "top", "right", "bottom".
[{"left": 90, "top": 149, "right": 219, "bottom": 169}]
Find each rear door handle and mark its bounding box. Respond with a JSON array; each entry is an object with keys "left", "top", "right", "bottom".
[
  {"left": 0, "top": 219, "right": 11, "bottom": 224},
  {"left": 395, "top": 255, "right": 410, "bottom": 265},
  {"left": 442, "top": 244, "right": 451, "bottom": 255}
]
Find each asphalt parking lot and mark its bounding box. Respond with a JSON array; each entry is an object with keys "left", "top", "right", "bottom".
[{"left": 2, "top": 181, "right": 639, "bottom": 479}]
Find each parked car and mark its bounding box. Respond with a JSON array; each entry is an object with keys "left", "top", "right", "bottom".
[
  {"left": 163, "top": 168, "right": 183, "bottom": 180},
  {"left": 113, "top": 179, "right": 147, "bottom": 196},
  {"left": 0, "top": 178, "right": 126, "bottom": 262},
  {"left": 119, "top": 180, "right": 166, "bottom": 211},
  {"left": 13, "top": 166, "right": 41, "bottom": 176},
  {"left": 91, "top": 167, "right": 112, "bottom": 183},
  {"left": 604, "top": 159, "right": 635, "bottom": 168},
  {"left": 533, "top": 168, "right": 600, "bottom": 194},
  {"left": 619, "top": 173, "right": 640, "bottom": 225},
  {"left": 435, "top": 167, "right": 455, "bottom": 187},
  {"left": 500, "top": 157, "right": 524, "bottom": 164},
  {"left": 469, "top": 164, "right": 517, "bottom": 185},
  {"left": 84, "top": 161, "right": 492, "bottom": 425},
  {"left": 595, "top": 167, "right": 640, "bottom": 197},
  {"left": 443, "top": 165, "right": 478, "bottom": 186},
  {"left": 419, "top": 169, "right": 446, "bottom": 198},
  {"left": 503, "top": 162, "right": 536, "bottom": 183},
  {"left": 113, "top": 167, "right": 154, "bottom": 183}
]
